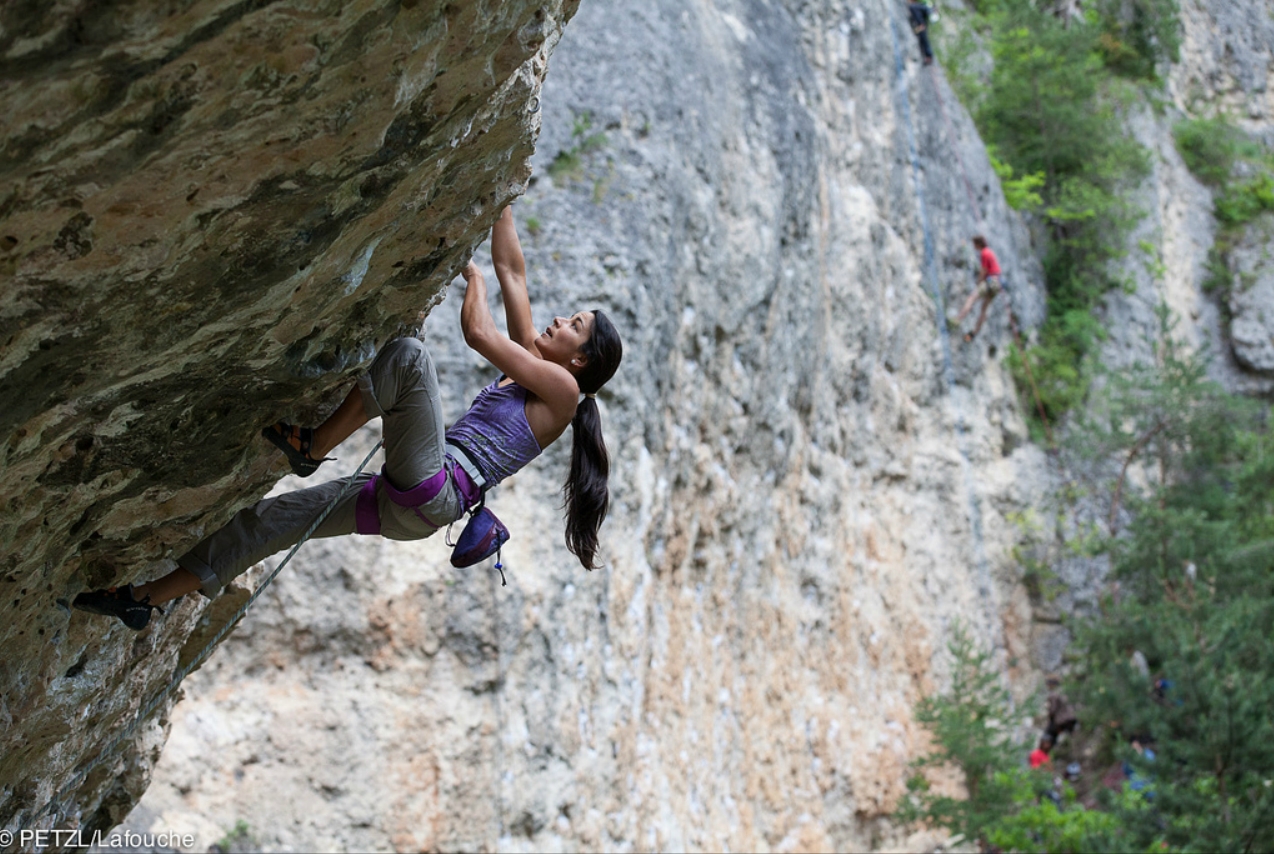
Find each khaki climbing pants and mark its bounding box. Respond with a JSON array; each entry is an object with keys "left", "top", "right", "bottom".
[{"left": 177, "top": 337, "right": 464, "bottom": 597}]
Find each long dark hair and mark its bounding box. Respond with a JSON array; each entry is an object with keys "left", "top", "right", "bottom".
[{"left": 564, "top": 309, "right": 622, "bottom": 569}]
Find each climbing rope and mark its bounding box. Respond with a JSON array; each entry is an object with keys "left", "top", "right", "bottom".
[
  {"left": 31, "top": 439, "right": 384, "bottom": 830},
  {"left": 889, "top": 11, "right": 1001, "bottom": 654},
  {"left": 921, "top": 62, "right": 1057, "bottom": 448},
  {"left": 925, "top": 64, "right": 984, "bottom": 226}
]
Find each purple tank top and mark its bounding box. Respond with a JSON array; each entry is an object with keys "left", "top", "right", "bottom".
[{"left": 445, "top": 380, "right": 543, "bottom": 485}]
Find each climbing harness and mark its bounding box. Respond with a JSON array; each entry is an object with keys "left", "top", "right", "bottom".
[
  {"left": 31, "top": 439, "right": 383, "bottom": 831},
  {"left": 354, "top": 465, "right": 449, "bottom": 534},
  {"left": 352, "top": 440, "right": 511, "bottom": 585}
]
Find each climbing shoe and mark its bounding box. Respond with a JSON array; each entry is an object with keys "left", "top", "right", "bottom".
[
  {"left": 73, "top": 585, "right": 162, "bottom": 631},
  {"left": 262, "top": 422, "right": 329, "bottom": 478}
]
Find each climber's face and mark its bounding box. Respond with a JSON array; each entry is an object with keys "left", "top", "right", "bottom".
[{"left": 537, "top": 310, "right": 595, "bottom": 370}]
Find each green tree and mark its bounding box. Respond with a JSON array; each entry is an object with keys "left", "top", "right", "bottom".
[
  {"left": 1069, "top": 327, "right": 1274, "bottom": 851},
  {"left": 1174, "top": 117, "right": 1248, "bottom": 186},
  {"left": 898, "top": 627, "right": 1119, "bottom": 852},
  {"left": 897, "top": 627, "right": 1024, "bottom": 844},
  {"left": 1092, "top": 0, "right": 1182, "bottom": 79},
  {"left": 904, "top": 314, "right": 1274, "bottom": 852}
]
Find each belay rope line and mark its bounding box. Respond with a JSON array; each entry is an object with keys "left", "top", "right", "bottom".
[
  {"left": 921, "top": 54, "right": 1056, "bottom": 448},
  {"left": 889, "top": 11, "right": 1002, "bottom": 655},
  {"left": 32, "top": 439, "right": 384, "bottom": 829}
]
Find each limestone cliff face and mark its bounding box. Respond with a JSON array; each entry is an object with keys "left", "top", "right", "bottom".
[
  {"left": 0, "top": 0, "right": 579, "bottom": 839},
  {"left": 110, "top": 1, "right": 1054, "bottom": 850},
  {"left": 1102, "top": 0, "right": 1274, "bottom": 397}
]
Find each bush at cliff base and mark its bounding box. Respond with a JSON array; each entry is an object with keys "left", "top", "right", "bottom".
[{"left": 900, "top": 319, "right": 1274, "bottom": 853}]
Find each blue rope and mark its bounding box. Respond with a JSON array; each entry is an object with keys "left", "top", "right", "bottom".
[{"left": 888, "top": 11, "right": 999, "bottom": 647}]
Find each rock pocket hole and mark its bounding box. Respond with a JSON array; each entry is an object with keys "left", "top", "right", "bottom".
[{"left": 65, "top": 655, "right": 88, "bottom": 679}]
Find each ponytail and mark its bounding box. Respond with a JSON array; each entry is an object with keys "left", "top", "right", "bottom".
[
  {"left": 563, "top": 310, "right": 622, "bottom": 569},
  {"left": 564, "top": 397, "right": 609, "bottom": 569}
]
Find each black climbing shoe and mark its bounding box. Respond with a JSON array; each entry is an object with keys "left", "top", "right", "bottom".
[
  {"left": 262, "top": 422, "right": 330, "bottom": 478},
  {"left": 73, "top": 585, "right": 162, "bottom": 631}
]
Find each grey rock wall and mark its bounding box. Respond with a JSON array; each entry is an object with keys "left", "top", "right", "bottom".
[
  {"left": 1229, "top": 214, "right": 1274, "bottom": 374},
  {"left": 0, "top": 0, "right": 579, "bottom": 841},
  {"left": 116, "top": 1, "right": 1055, "bottom": 850}
]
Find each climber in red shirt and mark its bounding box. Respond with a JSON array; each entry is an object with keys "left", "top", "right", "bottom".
[
  {"left": 1029, "top": 735, "right": 1053, "bottom": 770},
  {"left": 954, "top": 234, "right": 1002, "bottom": 343}
]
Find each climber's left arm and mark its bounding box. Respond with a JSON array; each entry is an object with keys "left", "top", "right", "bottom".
[{"left": 491, "top": 206, "right": 539, "bottom": 354}]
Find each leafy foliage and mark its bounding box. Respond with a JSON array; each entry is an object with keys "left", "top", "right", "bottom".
[
  {"left": 898, "top": 627, "right": 1120, "bottom": 852},
  {"left": 1174, "top": 117, "right": 1249, "bottom": 186},
  {"left": 897, "top": 627, "right": 1023, "bottom": 842},
  {"left": 1091, "top": 0, "right": 1182, "bottom": 79},
  {"left": 1069, "top": 322, "right": 1274, "bottom": 851},
  {"left": 1215, "top": 173, "right": 1274, "bottom": 227},
  {"left": 989, "top": 147, "right": 1045, "bottom": 211},
  {"left": 904, "top": 317, "right": 1274, "bottom": 852},
  {"left": 547, "top": 112, "right": 608, "bottom": 182},
  {"left": 985, "top": 784, "right": 1123, "bottom": 854},
  {"left": 1174, "top": 115, "right": 1274, "bottom": 228},
  {"left": 1173, "top": 116, "right": 1273, "bottom": 337}
]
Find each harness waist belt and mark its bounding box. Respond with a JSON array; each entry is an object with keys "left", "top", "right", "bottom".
[
  {"left": 445, "top": 443, "right": 487, "bottom": 512},
  {"left": 444, "top": 443, "right": 488, "bottom": 490}
]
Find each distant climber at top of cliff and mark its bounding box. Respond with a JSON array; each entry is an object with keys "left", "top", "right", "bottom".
[
  {"left": 73, "top": 206, "right": 624, "bottom": 631},
  {"left": 953, "top": 234, "right": 1002, "bottom": 343},
  {"left": 906, "top": 0, "right": 935, "bottom": 66}
]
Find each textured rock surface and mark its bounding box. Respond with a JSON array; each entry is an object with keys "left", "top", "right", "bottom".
[
  {"left": 1171, "top": 0, "right": 1274, "bottom": 122},
  {"left": 115, "top": 1, "right": 1054, "bottom": 850},
  {"left": 1103, "top": 0, "right": 1274, "bottom": 397},
  {"left": 0, "top": 0, "right": 579, "bottom": 838},
  {"left": 1228, "top": 214, "right": 1274, "bottom": 375}
]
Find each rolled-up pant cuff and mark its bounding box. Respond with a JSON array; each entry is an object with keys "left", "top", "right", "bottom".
[{"left": 176, "top": 552, "right": 223, "bottom": 599}]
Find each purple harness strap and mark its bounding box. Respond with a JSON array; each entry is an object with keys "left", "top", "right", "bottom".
[
  {"left": 449, "top": 457, "right": 483, "bottom": 512},
  {"left": 356, "top": 478, "right": 380, "bottom": 535},
  {"left": 355, "top": 467, "right": 449, "bottom": 536}
]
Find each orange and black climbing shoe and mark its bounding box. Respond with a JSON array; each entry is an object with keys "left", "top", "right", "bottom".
[
  {"left": 262, "top": 422, "right": 329, "bottom": 478},
  {"left": 73, "top": 585, "right": 163, "bottom": 631}
]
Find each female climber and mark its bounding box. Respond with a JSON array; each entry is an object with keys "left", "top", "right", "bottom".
[{"left": 74, "top": 206, "right": 623, "bottom": 630}]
